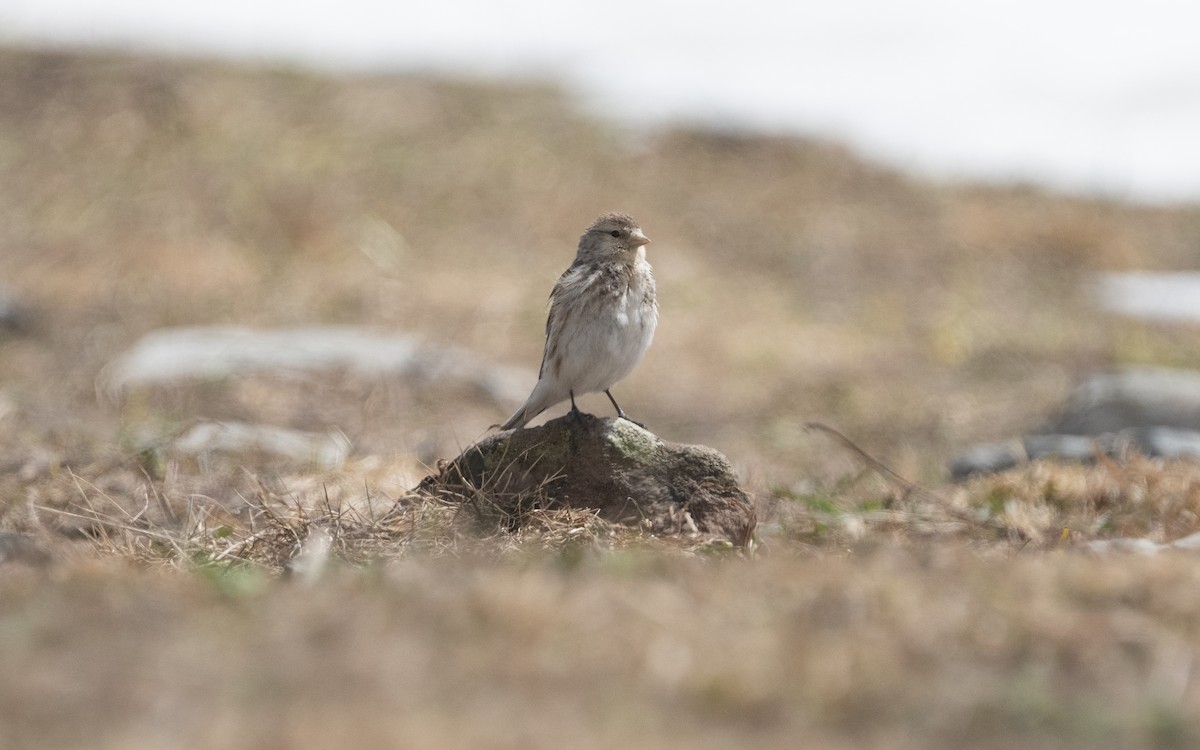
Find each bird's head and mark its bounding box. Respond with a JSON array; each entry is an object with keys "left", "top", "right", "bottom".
[{"left": 577, "top": 212, "right": 650, "bottom": 262}]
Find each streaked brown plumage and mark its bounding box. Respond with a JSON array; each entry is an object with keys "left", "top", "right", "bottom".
[{"left": 501, "top": 212, "right": 658, "bottom": 430}]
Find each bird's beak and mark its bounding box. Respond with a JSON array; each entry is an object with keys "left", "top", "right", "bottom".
[{"left": 630, "top": 228, "right": 651, "bottom": 247}]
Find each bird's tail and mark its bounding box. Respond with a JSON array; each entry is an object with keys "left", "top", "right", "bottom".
[
  {"left": 499, "top": 404, "right": 533, "bottom": 431},
  {"left": 499, "top": 379, "right": 558, "bottom": 430}
]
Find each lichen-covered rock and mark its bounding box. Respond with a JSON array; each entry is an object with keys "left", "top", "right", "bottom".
[{"left": 417, "top": 413, "right": 756, "bottom": 545}]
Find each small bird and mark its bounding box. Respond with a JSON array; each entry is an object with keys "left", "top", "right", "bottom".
[{"left": 501, "top": 212, "right": 658, "bottom": 430}]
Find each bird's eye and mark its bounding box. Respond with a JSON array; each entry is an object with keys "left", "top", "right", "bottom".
[{"left": 610, "top": 230, "right": 621, "bottom": 237}]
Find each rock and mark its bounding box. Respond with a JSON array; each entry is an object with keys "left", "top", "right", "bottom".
[
  {"left": 1135, "top": 426, "right": 1200, "bottom": 458},
  {"left": 950, "top": 435, "right": 1107, "bottom": 480},
  {"left": 1085, "top": 531, "right": 1200, "bottom": 556},
  {"left": 0, "top": 284, "right": 29, "bottom": 333},
  {"left": 285, "top": 526, "right": 334, "bottom": 584},
  {"left": 1022, "top": 433, "right": 1116, "bottom": 460},
  {"left": 169, "top": 420, "right": 353, "bottom": 469},
  {"left": 100, "top": 325, "right": 531, "bottom": 406},
  {"left": 1051, "top": 367, "right": 1200, "bottom": 435},
  {"left": 1083, "top": 537, "right": 1162, "bottom": 555},
  {"left": 417, "top": 413, "right": 756, "bottom": 545},
  {"left": 948, "top": 441, "right": 1024, "bottom": 480},
  {"left": 0, "top": 532, "right": 51, "bottom": 567},
  {"left": 951, "top": 428, "right": 1200, "bottom": 480},
  {"left": 1093, "top": 271, "right": 1200, "bottom": 324},
  {"left": 1167, "top": 531, "right": 1200, "bottom": 551},
  {"left": 951, "top": 367, "right": 1200, "bottom": 480}
]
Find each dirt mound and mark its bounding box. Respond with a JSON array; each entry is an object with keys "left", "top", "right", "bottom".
[{"left": 419, "top": 413, "right": 756, "bottom": 545}]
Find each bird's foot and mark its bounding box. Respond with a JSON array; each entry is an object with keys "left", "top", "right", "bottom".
[
  {"left": 566, "top": 390, "right": 588, "bottom": 423},
  {"left": 616, "top": 412, "right": 646, "bottom": 429}
]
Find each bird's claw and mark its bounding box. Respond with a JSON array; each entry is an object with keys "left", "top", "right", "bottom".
[{"left": 618, "top": 413, "right": 646, "bottom": 429}]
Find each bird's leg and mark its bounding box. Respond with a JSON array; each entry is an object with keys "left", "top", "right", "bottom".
[
  {"left": 568, "top": 390, "right": 582, "bottom": 421},
  {"left": 603, "top": 389, "right": 626, "bottom": 419},
  {"left": 606, "top": 389, "right": 645, "bottom": 428}
]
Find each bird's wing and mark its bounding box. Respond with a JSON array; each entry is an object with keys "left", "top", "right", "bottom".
[
  {"left": 537, "top": 310, "right": 552, "bottom": 380},
  {"left": 537, "top": 261, "right": 601, "bottom": 379},
  {"left": 537, "top": 265, "right": 575, "bottom": 379}
]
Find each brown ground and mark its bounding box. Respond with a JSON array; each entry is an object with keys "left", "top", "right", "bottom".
[{"left": 4, "top": 46, "right": 1200, "bottom": 749}]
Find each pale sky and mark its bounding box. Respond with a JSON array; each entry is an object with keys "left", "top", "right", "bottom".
[{"left": 3, "top": 0, "right": 1199, "bottom": 203}]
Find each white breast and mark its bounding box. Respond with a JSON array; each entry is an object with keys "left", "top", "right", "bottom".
[{"left": 558, "top": 259, "right": 657, "bottom": 395}]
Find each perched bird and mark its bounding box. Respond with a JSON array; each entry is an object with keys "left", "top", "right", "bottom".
[{"left": 501, "top": 212, "right": 658, "bottom": 430}]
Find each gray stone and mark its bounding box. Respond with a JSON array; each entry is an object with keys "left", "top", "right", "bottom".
[
  {"left": 948, "top": 441, "right": 1024, "bottom": 480},
  {"left": 1026, "top": 433, "right": 1112, "bottom": 461},
  {"left": 1084, "top": 537, "right": 1162, "bottom": 555},
  {"left": 1084, "top": 531, "right": 1200, "bottom": 555},
  {"left": 953, "top": 367, "right": 1200, "bottom": 480},
  {"left": 1051, "top": 367, "right": 1200, "bottom": 435},
  {"left": 1167, "top": 531, "right": 1200, "bottom": 551},
  {"left": 1093, "top": 271, "right": 1200, "bottom": 324},
  {"left": 1133, "top": 426, "right": 1200, "bottom": 458},
  {"left": 100, "top": 325, "right": 531, "bottom": 406},
  {"left": 950, "top": 435, "right": 1110, "bottom": 481},
  {"left": 417, "top": 413, "right": 756, "bottom": 545},
  {"left": 170, "top": 420, "right": 352, "bottom": 469},
  {"left": 0, "top": 532, "right": 51, "bottom": 567},
  {"left": 950, "top": 427, "right": 1200, "bottom": 480},
  {"left": 0, "top": 284, "right": 28, "bottom": 333}
]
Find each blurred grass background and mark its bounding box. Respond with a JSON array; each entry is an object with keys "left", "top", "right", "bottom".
[
  {"left": 5, "top": 46, "right": 1200, "bottom": 490},
  {"left": 5, "top": 46, "right": 1200, "bottom": 750}
]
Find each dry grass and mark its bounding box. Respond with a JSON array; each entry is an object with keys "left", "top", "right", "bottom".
[
  {"left": 5, "top": 46, "right": 1200, "bottom": 749},
  {"left": 5, "top": 547, "right": 1200, "bottom": 750}
]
